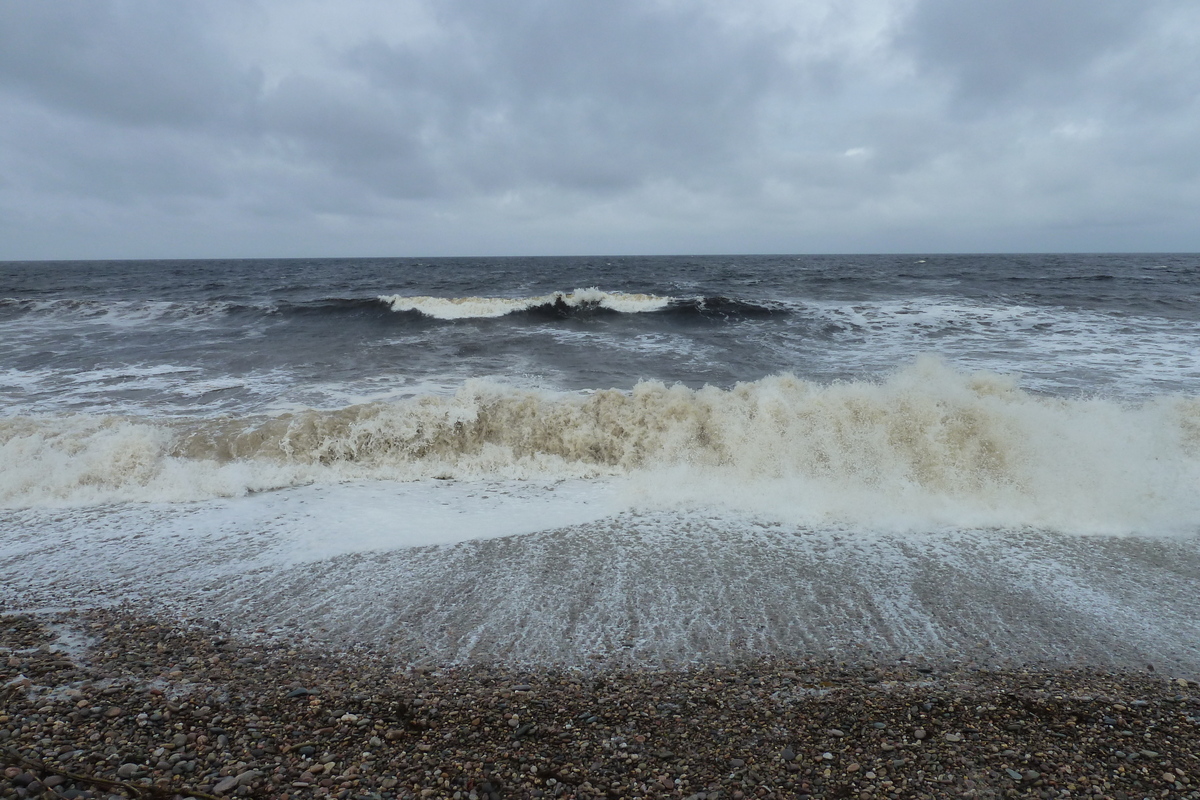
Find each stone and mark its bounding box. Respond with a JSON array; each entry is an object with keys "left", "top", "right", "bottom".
[
  {"left": 214, "top": 775, "right": 240, "bottom": 794},
  {"left": 116, "top": 763, "right": 140, "bottom": 778}
]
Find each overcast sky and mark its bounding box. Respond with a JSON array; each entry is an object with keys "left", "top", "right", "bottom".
[{"left": 1, "top": 0, "right": 1198, "bottom": 259}]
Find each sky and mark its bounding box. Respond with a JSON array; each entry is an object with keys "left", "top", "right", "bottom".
[{"left": 1, "top": 0, "right": 1198, "bottom": 259}]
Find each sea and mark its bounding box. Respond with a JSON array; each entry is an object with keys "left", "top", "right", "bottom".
[{"left": 2, "top": 254, "right": 1200, "bottom": 671}]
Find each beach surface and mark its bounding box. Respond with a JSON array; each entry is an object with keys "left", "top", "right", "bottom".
[{"left": 3, "top": 609, "right": 1200, "bottom": 800}]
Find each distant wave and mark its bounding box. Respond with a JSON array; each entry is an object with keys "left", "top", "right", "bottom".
[
  {"left": 379, "top": 289, "right": 671, "bottom": 319},
  {"left": 1, "top": 290, "right": 784, "bottom": 325},
  {"left": 4, "top": 359, "right": 1198, "bottom": 535},
  {"left": 378, "top": 288, "right": 784, "bottom": 320}
]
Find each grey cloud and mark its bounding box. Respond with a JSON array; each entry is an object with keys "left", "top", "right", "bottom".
[
  {"left": 899, "top": 0, "right": 1158, "bottom": 107},
  {"left": 0, "top": 0, "right": 1197, "bottom": 258},
  {"left": 330, "top": 1, "right": 799, "bottom": 196},
  {"left": 0, "top": 3, "right": 260, "bottom": 129}
]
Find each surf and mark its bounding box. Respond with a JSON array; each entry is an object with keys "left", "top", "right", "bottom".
[{"left": 3, "top": 358, "right": 1198, "bottom": 535}]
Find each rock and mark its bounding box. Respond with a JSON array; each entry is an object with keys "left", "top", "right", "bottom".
[
  {"left": 1005, "top": 769, "right": 1023, "bottom": 781},
  {"left": 116, "top": 763, "right": 140, "bottom": 778},
  {"left": 214, "top": 775, "right": 240, "bottom": 794},
  {"left": 827, "top": 728, "right": 845, "bottom": 737},
  {"left": 1024, "top": 770, "right": 1040, "bottom": 781},
  {"left": 730, "top": 758, "right": 745, "bottom": 768},
  {"left": 781, "top": 747, "right": 796, "bottom": 761},
  {"left": 913, "top": 728, "right": 927, "bottom": 740},
  {"left": 944, "top": 733, "right": 962, "bottom": 742}
]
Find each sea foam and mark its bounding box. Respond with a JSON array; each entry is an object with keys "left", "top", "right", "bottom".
[{"left": 3, "top": 359, "right": 1198, "bottom": 535}]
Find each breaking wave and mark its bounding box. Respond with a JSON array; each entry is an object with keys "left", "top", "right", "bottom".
[
  {"left": 379, "top": 288, "right": 670, "bottom": 319},
  {"left": 378, "top": 289, "right": 783, "bottom": 320},
  {"left": 2, "top": 290, "right": 783, "bottom": 326},
  {"left": 3, "top": 359, "right": 1198, "bottom": 534}
]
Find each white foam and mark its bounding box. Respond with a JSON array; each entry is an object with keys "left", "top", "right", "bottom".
[
  {"left": 3, "top": 359, "right": 1198, "bottom": 536},
  {"left": 379, "top": 288, "right": 672, "bottom": 319},
  {"left": 791, "top": 297, "right": 1200, "bottom": 396},
  {"left": 186, "top": 479, "right": 619, "bottom": 560}
]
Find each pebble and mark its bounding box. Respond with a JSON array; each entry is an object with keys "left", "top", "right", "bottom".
[
  {"left": 2, "top": 608, "right": 1198, "bottom": 800},
  {"left": 213, "top": 775, "right": 240, "bottom": 794}
]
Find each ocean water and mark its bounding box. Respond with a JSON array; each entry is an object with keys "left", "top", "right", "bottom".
[{"left": 3, "top": 254, "right": 1200, "bottom": 670}]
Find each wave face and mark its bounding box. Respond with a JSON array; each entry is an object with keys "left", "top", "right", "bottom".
[{"left": 4, "top": 360, "right": 1197, "bottom": 534}]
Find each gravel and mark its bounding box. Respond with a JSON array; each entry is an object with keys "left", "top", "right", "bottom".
[{"left": 3, "top": 609, "right": 1199, "bottom": 799}]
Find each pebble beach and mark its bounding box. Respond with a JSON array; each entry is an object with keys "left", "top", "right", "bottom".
[{"left": 3, "top": 609, "right": 1199, "bottom": 800}]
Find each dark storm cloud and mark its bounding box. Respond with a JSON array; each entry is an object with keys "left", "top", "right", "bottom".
[{"left": 0, "top": 0, "right": 1197, "bottom": 257}]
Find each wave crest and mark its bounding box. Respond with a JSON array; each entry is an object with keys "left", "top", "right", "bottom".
[
  {"left": 4, "top": 359, "right": 1199, "bottom": 534},
  {"left": 378, "top": 288, "right": 672, "bottom": 319}
]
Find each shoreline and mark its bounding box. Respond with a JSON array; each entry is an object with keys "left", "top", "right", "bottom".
[{"left": 3, "top": 609, "right": 1199, "bottom": 799}]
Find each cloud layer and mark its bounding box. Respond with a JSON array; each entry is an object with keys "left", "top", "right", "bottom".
[{"left": 1, "top": 0, "right": 1197, "bottom": 257}]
